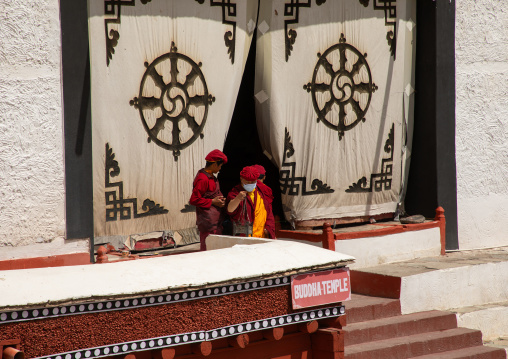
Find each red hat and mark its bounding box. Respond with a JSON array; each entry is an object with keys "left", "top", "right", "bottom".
[
  {"left": 240, "top": 166, "right": 259, "bottom": 181},
  {"left": 252, "top": 164, "right": 266, "bottom": 177},
  {"left": 205, "top": 149, "right": 227, "bottom": 164}
]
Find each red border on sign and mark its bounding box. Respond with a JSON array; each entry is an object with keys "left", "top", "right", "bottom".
[{"left": 291, "top": 268, "right": 351, "bottom": 309}]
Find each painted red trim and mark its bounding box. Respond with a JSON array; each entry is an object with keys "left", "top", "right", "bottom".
[
  {"left": 277, "top": 221, "right": 440, "bottom": 242},
  {"left": 435, "top": 206, "right": 446, "bottom": 255},
  {"left": 0, "top": 253, "right": 90, "bottom": 271},
  {"left": 350, "top": 270, "right": 401, "bottom": 299}
]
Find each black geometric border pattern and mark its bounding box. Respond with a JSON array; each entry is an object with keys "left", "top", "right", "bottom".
[
  {"left": 279, "top": 128, "right": 335, "bottom": 196},
  {"left": 284, "top": 0, "right": 327, "bottom": 62},
  {"left": 359, "top": 0, "right": 397, "bottom": 59},
  {"left": 180, "top": 203, "right": 197, "bottom": 213},
  {"left": 104, "top": 0, "right": 151, "bottom": 66},
  {"left": 105, "top": 143, "right": 169, "bottom": 221},
  {"left": 195, "top": 0, "right": 238, "bottom": 64},
  {"left": 105, "top": 0, "right": 238, "bottom": 66},
  {"left": 0, "top": 276, "right": 292, "bottom": 325},
  {"left": 345, "top": 123, "right": 394, "bottom": 193},
  {"left": 33, "top": 306, "right": 345, "bottom": 359}
]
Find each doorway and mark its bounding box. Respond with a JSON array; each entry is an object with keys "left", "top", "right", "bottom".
[{"left": 219, "top": 32, "right": 284, "bottom": 223}]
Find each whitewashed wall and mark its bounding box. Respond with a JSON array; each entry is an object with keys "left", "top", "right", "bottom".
[
  {"left": 0, "top": 0, "right": 70, "bottom": 254},
  {"left": 455, "top": 1, "right": 508, "bottom": 250}
]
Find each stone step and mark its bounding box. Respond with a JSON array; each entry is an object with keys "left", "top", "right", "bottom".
[
  {"left": 344, "top": 327, "right": 483, "bottom": 359},
  {"left": 484, "top": 338, "right": 508, "bottom": 358},
  {"left": 454, "top": 302, "right": 508, "bottom": 341},
  {"left": 344, "top": 293, "right": 401, "bottom": 324},
  {"left": 411, "top": 345, "right": 507, "bottom": 359},
  {"left": 344, "top": 310, "right": 457, "bottom": 346}
]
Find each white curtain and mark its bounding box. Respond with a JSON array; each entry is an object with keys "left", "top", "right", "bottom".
[
  {"left": 89, "top": 0, "right": 258, "bottom": 237},
  {"left": 255, "top": 0, "right": 416, "bottom": 223}
]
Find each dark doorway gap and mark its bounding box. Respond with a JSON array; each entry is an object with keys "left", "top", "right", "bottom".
[{"left": 219, "top": 31, "right": 284, "bottom": 222}]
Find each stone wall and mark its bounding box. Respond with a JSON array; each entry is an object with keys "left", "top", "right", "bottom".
[
  {"left": 455, "top": 1, "right": 508, "bottom": 249},
  {"left": 0, "top": 1, "right": 66, "bottom": 248}
]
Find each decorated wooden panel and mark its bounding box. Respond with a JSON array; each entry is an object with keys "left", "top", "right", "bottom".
[
  {"left": 255, "top": 0, "right": 416, "bottom": 223},
  {"left": 88, "top": 0, "right": 258, "bottom": 236}
]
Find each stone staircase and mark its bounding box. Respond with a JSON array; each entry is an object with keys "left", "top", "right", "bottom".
[{"left": 343, "top": 294, "right": 506, "bottom": 359}]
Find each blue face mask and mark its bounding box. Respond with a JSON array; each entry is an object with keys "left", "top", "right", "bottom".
[{"left": 242, "top": 183, "right": 257, "bottom": 192}]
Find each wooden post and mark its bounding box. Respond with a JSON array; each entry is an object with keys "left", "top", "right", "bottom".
[
  {"left": 322, "top": 223, "right": 335, "bottom": 251},
  {"left": 152, "top": 348, "right": 176, "bottom": 359},
  {"left": 95, "top": 246, "right": 108, "bottom": 263},
  {"left": 311, "top": 328, "right": 345, "bottom": 359},
  {"left": 191, "top": 342, "right": 212, "bottom": 357},
  {"left": 274, "top": 215, "right": 281, "bottom": 238},
  {"left": 299, "top": 320, "right": 319, "bottom": 334},
  {"left": 2, "top": 347, "right": 24, "bottom": 359},
  {"left": 435, "top": 207, "right": 446, "bottom": 255},
  {"left": 227, "top": 333, "right": 249, "bottom": 349},
  {"left": 320, "top": 315, "right": 347, "bottom": 329},
  {"left": 263, "top": 327, "right": 284, "bottom": 341}
]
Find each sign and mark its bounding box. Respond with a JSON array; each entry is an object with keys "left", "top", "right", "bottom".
[{"left": 291, "top": 268, "right": 351, "bottom": 309}]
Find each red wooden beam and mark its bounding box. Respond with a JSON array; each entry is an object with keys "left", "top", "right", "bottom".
[
  {"left": 299, "top": 320, "right": 319, "bottom": 334},
  {"left": 319, "top": 315, "right": 347, "bottom": 329},
  {"left": 263, "top": 327, "right": 284, "bottom": 341},
  {"left": 227, "top": 334, "right": 249, "bottom": 349},
  {"left": 191, "top": 341, "right": 212, "bottom": 357},
  {"left": 312, "top": 328, "right": 345, "bottom": 359},
  {"left": 152, "top": 348, "right": 175, "bottom": 359}
]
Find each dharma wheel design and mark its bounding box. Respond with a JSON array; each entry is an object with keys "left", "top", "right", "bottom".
[
  {"left": 130, "top": 42, "right": 215, "bottom": 160},
  {"left": 304, "top": 34, "right": 377, "bottom": 140}
]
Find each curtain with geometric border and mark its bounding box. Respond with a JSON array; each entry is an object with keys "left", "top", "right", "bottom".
[
  {"left": 254, "top": 0, "right": 416, "bottom": 224},
  {"left": 89, "top": 0, "right": 258, "bottom": 237}
]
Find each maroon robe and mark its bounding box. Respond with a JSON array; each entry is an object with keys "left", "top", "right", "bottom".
[
  {"left": 226, "top": 183, "right": 276, "bottom": 239},
  {"left": 189, "top": 169, "right": 224, "bottom": 250},
  {"left": 257, "top": 180, "right": 276, "bottom": 238}
]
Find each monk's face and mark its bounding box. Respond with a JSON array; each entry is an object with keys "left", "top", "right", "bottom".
[
  {"left": 240, "top": 178, "right": 256, "bottom": 186},
  {"left": 210, "top": 162, "right": 223, "bottom": 173}
]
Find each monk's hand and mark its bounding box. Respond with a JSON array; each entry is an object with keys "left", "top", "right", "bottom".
[
  {"left": 212, "top": 196, "right": 226, "bottom": 208},
  {"left": 235, "top": 191, "right": 247, "bottom": 201}
]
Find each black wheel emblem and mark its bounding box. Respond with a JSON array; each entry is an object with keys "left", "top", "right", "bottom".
[
  {"left": 304, "top": 34, "right": 377, "bottom": 140},
  {"left": 130, "top": 42, "right": 215, "bottom": 160}
]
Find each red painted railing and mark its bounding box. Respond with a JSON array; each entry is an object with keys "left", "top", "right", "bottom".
[{"left": 276, "top": 207, "right": 447, "bottom": 255}]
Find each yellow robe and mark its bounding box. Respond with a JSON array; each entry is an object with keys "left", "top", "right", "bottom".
[{"left": 248, "top": 190, "right": 267, "bottom": 238}]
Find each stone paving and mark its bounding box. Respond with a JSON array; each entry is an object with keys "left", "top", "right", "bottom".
[{"left": 353, "top": 246, "right": 508, "bottom": 276}]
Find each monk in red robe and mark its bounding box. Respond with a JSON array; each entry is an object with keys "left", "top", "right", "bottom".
[
  {"left": 226, "top": 166, "right": 276, "bottom": 239},
  {"left": 189, "top": 149, "right": 227, "bottom": 251}
]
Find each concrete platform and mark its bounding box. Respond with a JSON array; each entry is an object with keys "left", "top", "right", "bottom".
[
  {"left": 334, "top": 226, "right": 441, "bottom": 269},
  {"left": 279, "top": 220, "right": 442, "bottom": 269},
  {"left": 351, "top": 246, "right": 508, "bottom": 313}
]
